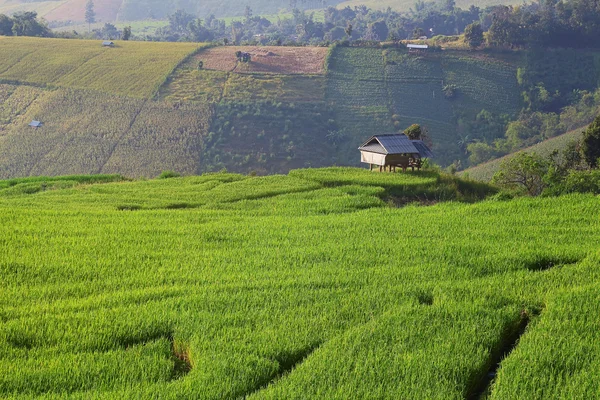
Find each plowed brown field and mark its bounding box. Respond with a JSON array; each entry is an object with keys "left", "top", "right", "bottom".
[{"left": 194, "top": 46, "right": 328, "bottom": 74}]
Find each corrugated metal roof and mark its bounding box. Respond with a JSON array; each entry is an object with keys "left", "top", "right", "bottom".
[
  {"left": 102, "top": 41, "right": 115, "bottom": 46},
  {"left": 377, "top": 135, "right": 419, "bottom": 154},
  {"left": 407, "top": 44, "right": 428, "bottom": 49},
  {"left": 359, "top": 134, "right": 419, "bottom": 155},
  {"left": 411, "top": 140, "right": 434, "bottom": 158},
  {"left": 358, "top": 140, "right": 386, "bottom": 154},
  {"left": 29, "top": 120, "right": 42, "bottom": 127}
]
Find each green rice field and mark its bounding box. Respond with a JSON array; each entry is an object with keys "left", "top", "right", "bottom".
[{"left": 0, "top": 167, "right": 599, "bottom": 398}]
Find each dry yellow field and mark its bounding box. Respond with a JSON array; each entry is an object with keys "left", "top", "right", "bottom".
[{"left": 0, "top": 37, "right": 202, "bottom": 97}]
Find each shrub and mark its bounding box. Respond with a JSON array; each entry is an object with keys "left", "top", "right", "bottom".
[{"left": 158, "top": 170, "right": 181, "bottom": 179}]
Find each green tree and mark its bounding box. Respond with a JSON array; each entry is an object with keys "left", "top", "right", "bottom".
[
  {"left": 491, "top": 152, "right": 549, "bottom": 195},
  {"left": 344, "top": 23, "right": 352, "bottom": 39},
  {"left": 464, "top": 22, "right": 484, "bottom": 48},
  {"left": 404, "top": 124, "right": 422, "bottom": 140},
  {"left": 581, "top": 115, "right": 600, "bottom": 168},
  {"left": 85, "top": 0, "right": 95, "bottom": 32},
  {"left": 11, "top": 12, "right": 49, "bottom": 37},
  {"left": 0, "top": 14, "right": 13, "bottom": 36},
  {"left": 121, "top": 26, "right": 131, "bottom": 40}
]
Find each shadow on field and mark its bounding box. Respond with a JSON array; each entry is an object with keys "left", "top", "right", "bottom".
[
  {"left": 244, "top": 341, "right": 323, "bottom": 397},
  {"left": 467, "top": 308, "right": 543, "bottom": 399}
]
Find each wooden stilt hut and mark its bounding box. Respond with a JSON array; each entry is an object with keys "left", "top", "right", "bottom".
[{"left": 358, "top": 134, "right": 433, "bottom": 172}]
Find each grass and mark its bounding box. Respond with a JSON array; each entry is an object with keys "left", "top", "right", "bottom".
[
  {"left": 460, "top": 127, "right": 586, "bottom": 182},
  {"left": 0, "top": 167, "right": 599, "bottom": 398},
  {"left": 0, "top": 37, "right": 201, "bottom": 98},
  {"left": 0, "top": 84, "right": 212, "bottom": 179}
]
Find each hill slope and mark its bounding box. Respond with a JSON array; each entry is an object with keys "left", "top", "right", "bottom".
[
  {"left": 0, "top": 38, "right": 598, "bottom": 179},
  {"left": 1, "top": 167, "right": 599, "bottom": 398},
  {"left": 460, "top": 127, "right": 586, "bottom": 182}
]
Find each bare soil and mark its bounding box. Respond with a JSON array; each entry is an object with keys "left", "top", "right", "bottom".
[{"left": 194, "top": 46, "right": 328, "bottom": 75}]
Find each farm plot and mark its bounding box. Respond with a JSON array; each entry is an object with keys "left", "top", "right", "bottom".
[
  {"left": 193, "top": 46, "right": 328, "bottom": 74},
  {"left": 223, "top": 74, "right": 325, "bottom": 102},
  {"left": 0, "top": 38, "right": 200, "bottom": 98},
  {"left": 0, "top": 84, "right": 45, "bottom": 130},
  {"left": 159, "top": 69, "right": 228, "bottom": 103},
  {"left": 0, "top": 168, "right": 599, "bottom": 398},
  {"left": 203, "top": 101, "right": 334, "bottom": 174},
  {"left": 0, "top": 88, "right": 144, "bottom": 178},
  {"left": 101, "top": 100, "right": 213, "bottom": 177},
  {"left": 441, "top": 55, "right": 521, "bottom": 117},
  {"left": 326, "top": 47, "right": 393, "bottom": 159},
  {"left": 0, "top": 86, "right": 213, "bottom": 178}
]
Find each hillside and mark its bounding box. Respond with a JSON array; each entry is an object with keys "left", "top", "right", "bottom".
[
  {"left": 1, "top": 167, "right": 600, "bottom": 398},
  {"left": 0, "top": 0, "right": 336, "bottom": 22},
  {"left": 460, "top": 127, "right": 586, "bottom": 182},
  {"left": 0, "top": 37, "right": 598, "bottom": 179}
]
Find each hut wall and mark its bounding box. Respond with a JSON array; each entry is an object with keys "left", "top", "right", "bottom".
[
  {"left": 385, "top": 154, "right": 414, "bottom": 165},
  {"left": 360, "top": 151, "right": 386, "bottom": 166}
]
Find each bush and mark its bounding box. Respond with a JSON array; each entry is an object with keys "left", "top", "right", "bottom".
[{"left": 158, "top": 170, "right": 181, "bottom": 179}]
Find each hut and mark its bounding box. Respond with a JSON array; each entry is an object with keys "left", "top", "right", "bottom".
[
  {"left": 407, "top": 44, "right": 428, "bottom": 54},
  {"left": 358, "top": 134, "right": 433, "bottom": 172},
  {"left": 29, "top": 120, "right": 42, "bottom": 128},
  {"left": 102, "top": 41, "right": 115, "bottom": 47}
]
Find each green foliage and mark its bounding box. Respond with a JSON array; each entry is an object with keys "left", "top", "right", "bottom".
[
  {"left": 122, "top": 26, "right": 132, "bottom": 40},
  {"left": 0, "top": 167, "right": 599, "bottom": 398},
  {"left": 85, "top": 0, "right": 96, "bottom": 26},
  {"left": 462, "top": 127, "right": 587, "bottom": 182},
  {"left": 403, "top": 123, "right": 422, "bottom": 140},
  {"left": 158, "top": 170, "right": 181, "bottom": 179},
  {"left": 464, "top": 22, "right": 483, "bottom": 48},
  {"left": 581, "top": 114, "right": 600, "bottom": 168},
  {"left": 491, "top": 152, "right": 549, "bottom": 196}
]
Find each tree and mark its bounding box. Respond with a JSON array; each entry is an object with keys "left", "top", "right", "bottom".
[
  {"left": 244, "top": 5, "right": 252, "bottom": 24},
  {"left": 368, "top": 20, "right": 388, "bottom": 42},
  {"left": 581, "top": 115, "right": 600, "bottom": 168},
  {"left": 404, "top": 124, "right": 422, "bottom": 140},
  {"left": 0, "top": 14, "right": 13, "bottom": 36},
  {"left": 101, "top": 23, "right": 118, "bottom": 39},
  {"left": 412, "top": 27, "right": 425, "bottom": 38},
  {"left": 491, "top": 151, "right": 549, "bottom": 195},
  {"left": 168, "top": 10, "right": 194, "bottom": 34},
  {"left": 344, "top": 23, "right": 352, "bottom": 39},
  {"left": 11, "top": 12, "right": 49, "bottom": 37},
  {"left": 85, "top": 0, "right": 95, "bottom": 32},
  {"left": 464, "top": 22, "right": 484, "bottom": 48},
  {"left": 122, "top": 26, "right": 131, "bottom": 40}
]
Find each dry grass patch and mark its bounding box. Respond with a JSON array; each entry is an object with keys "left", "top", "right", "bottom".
[{"left": 194, "top": 46, "right": 328, "bottom": 75}]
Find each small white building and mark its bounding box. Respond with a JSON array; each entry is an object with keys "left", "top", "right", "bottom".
[{"left": 407, "top": 44, "right": 428, "bottom": 54}]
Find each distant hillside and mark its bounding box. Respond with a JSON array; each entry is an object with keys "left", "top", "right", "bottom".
[
  {"left": 0, "top": 0, "right": 336, "bottom": 22},
  {"left": 459, "top": 128, "right": 586, "bottom": 182},
  {"left": 0, "top": 37, "right": 598, "bottom": 179},
  {"left": 0, "top": 37, "right": 200, "bottom": 97}
]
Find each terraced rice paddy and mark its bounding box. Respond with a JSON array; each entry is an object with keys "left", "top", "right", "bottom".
[
  {"left": 0, "top": 167, "right": 599, "bottom": 398},
  {"left": 0, "top": 37, "right": 201, "bottom": 97}
]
